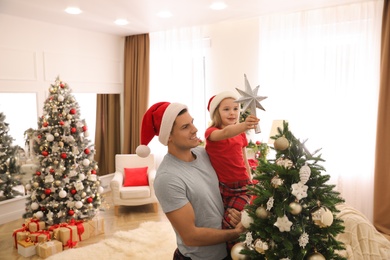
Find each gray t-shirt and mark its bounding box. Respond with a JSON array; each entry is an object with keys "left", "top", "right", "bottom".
[{"left": 154, "top": 147, "right": 227, "bottom": 260}]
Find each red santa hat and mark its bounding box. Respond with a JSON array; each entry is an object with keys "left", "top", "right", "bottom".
[
  {"left": 136, "top": 102, "right": 188, "bottom": 157},
  {"left": 207, "top": 91, "right": 239, "bottom": 120}
]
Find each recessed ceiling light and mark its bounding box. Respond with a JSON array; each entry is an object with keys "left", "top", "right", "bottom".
[
  {"left": 114, "top": 19, "right": 129, "bottom": 26},
  {"left": 157, "top": 10, "right": 173, "bottom": 18},
  {"left": 210, "top": 2, "right": 227, "bottom": 10},
  {"left": 65, "top": 7, "right": 82, "bottom": 15}
]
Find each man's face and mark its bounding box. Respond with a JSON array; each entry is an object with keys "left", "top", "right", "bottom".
[{"left": 168, "top": 111, "right": 199, "bottom": 149}]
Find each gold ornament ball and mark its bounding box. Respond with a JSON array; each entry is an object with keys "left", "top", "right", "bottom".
[
  {"left": 308, "top": 252, "right": 326, "bottom": 260},
  {"left": 255, "top": 206, "right": 269, "bottom": 219},
  {"left": 274, "top": 136, "right": 289, "bottom": 151},
  {"left": 231, "top": 242, "right": 249, "bottom": 260},
  {"left": 33, "top": 182, "right": 39, "bottom": 188},
  {"left": 289, "top": 202, "right": 302, "bottom": 215}
]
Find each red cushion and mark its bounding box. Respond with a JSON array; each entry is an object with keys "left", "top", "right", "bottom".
[{"left": 123, "top": 167, "right": 149, "bottom": 187}]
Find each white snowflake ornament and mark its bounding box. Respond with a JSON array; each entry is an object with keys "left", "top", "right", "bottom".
[
  {"left": 254, "top": 239, "right": 269, "bottom": 254},
  {"left": 298, "top": 232, "right": 309, "bottom": 248},
  {"left": 274, "top": 214, "right": 293, "bottom": 232},
  {"left": 291, "top": 182, "right": 308, "bottom": 200},
  {"left": 244, "top": 232, "right": 253, "bottom": 248}
]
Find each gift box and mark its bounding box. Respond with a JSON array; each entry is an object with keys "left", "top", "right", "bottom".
[
  {"left": 85, "top": 216, "right": 105, "bottom": 237},
  {"left": 52, "top": 225, "right": 79, "bottom": 248},
  {"left": 26, "top": 218, "right": 46, "bottom": 232},
  {"left": 69, "top": 219, "right": 90, "bottom": 241},
  {"left": 12, "top": 225, "right": 29, "bottom": 248},
  {"left": 17, "top": 240, "right": 37, "bottom": 257},
  {"left": 37, "top": 240, "right": 63, "bottom": 259},
  {"left": 30, "top": 230, "right": 51, "bottom": 243}
]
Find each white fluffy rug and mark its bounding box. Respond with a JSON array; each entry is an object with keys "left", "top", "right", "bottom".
[{"left": 47, "top": 221, "right": 176, "bottom": 260}]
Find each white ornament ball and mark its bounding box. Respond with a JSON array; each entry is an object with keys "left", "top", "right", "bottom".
[
  {"left": 241, "top": 210, "right": 254, "bottom": 229},
  {"left": 79, "top": 173, "right": 85, "bottom": 181},
  {"left": 274, "top": 136, "right": 289, "bottom": 151},
  {"left": 59, "top": 141, "right": 64, "bottom": 148},
  {"left": 67, "top": 114, "right": 72, "bottom": 120},
  {"left": 231, "top": 242, "right": 249, "bottom": 260},
  {"left": 289, "top": 202, "right": 302, "bottom": 215},
  {"left": 255, "top": 206, "right": 269, "bottom": 219},
  {"left": 308, "top": 252, "right": 326, "bottom": 260},
  {"left": 35, "top": 211, "right": 44, "bottom": 219},
  {"left": 59, "top": 190, "right": 67, "bottom": 198},
  {"left": 136, "top": 145, "right": 151, "bottom": 158},
  {"left": 98, "top": 186, "right": 104, "bottom": 194},
  {"left": 58, "top": 95, "right": 64, "bottom": 102},
  {"left": 46, "top": 134, "right": 54, "bottom": 142},
  {"left": 75, "top": 201, "right": 83, "bottom": 209},
  {"left": 312, "top": 207, "right": 334, "bottom": 228},
  {"left": 31, "top": 202, "right": 39, "bottom": 210},
  {"left": 81, "top": 192, "right": 86, "bottom": 198},
  {"left": 25, "top": 183, "right": 31, "bottom": 191},
  {"left": 83, "top": 159, "right": 90, "bottom": 166}
]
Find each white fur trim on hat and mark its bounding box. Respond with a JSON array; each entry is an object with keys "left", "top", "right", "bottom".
[
  {"left": 208, "top": 91, "right": 238, "bottom": 119},
  {"left": 158, "top": 103, "right": 188, "bottom": 146}
]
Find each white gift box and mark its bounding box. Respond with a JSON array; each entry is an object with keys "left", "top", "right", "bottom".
[{"left": 17, "top": 240, "right": 37, "bottom": 257}]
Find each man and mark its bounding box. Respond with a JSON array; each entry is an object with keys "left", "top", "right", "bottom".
[{"left": 136, "top": 102, "right": 245, "bottom": 260}]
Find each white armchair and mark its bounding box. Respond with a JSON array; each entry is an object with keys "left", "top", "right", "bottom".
[{"left": 110, "top": 154, "right": 158, "bottom": 215}]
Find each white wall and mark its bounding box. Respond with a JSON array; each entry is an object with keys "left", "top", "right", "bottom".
[{"left": 0, "top": 14, "right": 124, "bottom": 113}]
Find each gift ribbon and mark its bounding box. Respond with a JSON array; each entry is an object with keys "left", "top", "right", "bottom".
[
  {"left": 12, "top": 224, "right": 27, "bottom": 249},
  {"left": 62, "top": 226, "right": 77, "bottom": 248},
  {"left": 69, "top": 218, "right": 85, "bottom": 241}
]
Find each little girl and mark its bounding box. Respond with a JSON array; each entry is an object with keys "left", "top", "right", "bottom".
[{"left": 205, "top": 91, "right": 260, "bottom": 231}]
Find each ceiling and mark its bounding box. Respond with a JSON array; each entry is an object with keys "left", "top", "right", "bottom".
[{"left": 0, "top": 0, "right": 368, "bottom": 36}]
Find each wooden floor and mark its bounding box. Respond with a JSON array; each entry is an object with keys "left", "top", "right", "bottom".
[{"left": 0, "top": 192, "right": 168, "bottom": 260}]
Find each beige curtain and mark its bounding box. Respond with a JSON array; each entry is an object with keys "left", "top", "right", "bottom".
[
  {"left": 94, "top": 94, "right": 121, "bottom": 176},
  {"left": 374, "top": 0, "right": 390, "bottom": 236},
  {"left": 122, "top": 34, "right": 150, "bottom": 154}
]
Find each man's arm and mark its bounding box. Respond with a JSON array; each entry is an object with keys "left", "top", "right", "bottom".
[{"left": 166, "top": 202, "right": 245, "bottom": 247}]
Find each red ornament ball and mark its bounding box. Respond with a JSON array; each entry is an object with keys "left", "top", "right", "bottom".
[
  {"left": 44, "top": 189, "right": 51, "bottom": 195},
  {"left": 40, "top": 207, "right": 46, "bottom": 211},
  {"left": 84, "top": 148, "right": 90, "bottom": 154},
  {"left": 38, "top": 135, "right": 42, "bottom": 139},
  {"left": 82, "top": 125, "right": 88, "bottom": 132},
  {"left": 71, "top": 189, "right": 77, "bottom": 195},
  {"left": 87, "top": 197, "right": 93, "bottom": 203},
  {"left": 42, "top": 151, "right": 48, "bottom": 157},
  {"left": 69, "top": 108, "right": 76, "bottom": 114},
  {"left": 36, "top": 171, "right": 41, "bottom": 176},
  {"left": 59, "top": 120, "right": 64, "bottom": 126},
  {"left": 60, "top": 83, "right": 65, "bottom": 88},
  {"left": 68, "top": 210, "right": 75, "bottom": 216},
  {"left": 43, "top": 122, "right": 48, "bottom": 127},
  {"left": 61, "top": 153, "right": 67, "bottom": 159},
  {"left": 50, "top": 168, "right": 55, "bottom": 174},
  {"left": 256, "top": 141, "right": 261, "bottom": 145},
  {"left": 71, "top": 127, "right": 77, "bottom": 133},
  {"left": 91, "top": 170, "right": 96, "bottom": 175}
]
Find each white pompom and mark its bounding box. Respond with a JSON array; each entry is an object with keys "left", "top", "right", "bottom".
[{"left": 136, "top": 145, "right": 150, "bottom": 158}]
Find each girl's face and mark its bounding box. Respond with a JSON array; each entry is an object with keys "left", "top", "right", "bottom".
[{"left": 217, "top": 98, "right": 239, "bottom": 127}]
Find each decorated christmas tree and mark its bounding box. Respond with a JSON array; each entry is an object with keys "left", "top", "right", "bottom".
[
  {"left": 23, "top": 77, "right": 103, "bottom": 225},
  {"left": 233, "top": 121, "right": 346, "bottom": 260},
  {"left": 0, "top": 112, "right": 23, "bottom": 201}
]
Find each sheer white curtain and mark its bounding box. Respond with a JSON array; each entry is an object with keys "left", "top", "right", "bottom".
[
  {"left": 149, "top": 27, "right": 206, "bottom": 165},
  {"left": 257, "top": 0, "right": 383, "bottom": 221}
]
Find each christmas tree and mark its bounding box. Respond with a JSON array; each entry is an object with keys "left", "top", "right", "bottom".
[
  {"left": 23, "top": 77, "right": 103, "bottom": 225},
  {"left": 233, "top": 121, "right": 346, "bottom": 260},
  {"left": 0, "top": 112, "right": 23, "bottom": 201}
]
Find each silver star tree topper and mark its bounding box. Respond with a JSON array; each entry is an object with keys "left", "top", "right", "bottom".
[{"left": 235, "top": 74, "right": 267, "bottom": 133}]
